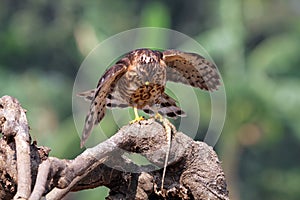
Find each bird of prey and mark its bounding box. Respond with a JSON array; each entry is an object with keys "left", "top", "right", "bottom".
[{"left": 79, "top": 48, "right": 221, "bottom": 148}]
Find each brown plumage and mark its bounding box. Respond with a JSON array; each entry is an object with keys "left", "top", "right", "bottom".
[{"left": 79, "top": 49, "right": 221, "bottom": 147}]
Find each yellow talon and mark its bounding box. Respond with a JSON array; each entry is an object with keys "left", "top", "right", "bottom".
[
  {"left": 154, "top": 113, "right": 163, "bottom": 122},
  {"left": 130, "top": 107, "right": 144, "bottom": 124}
]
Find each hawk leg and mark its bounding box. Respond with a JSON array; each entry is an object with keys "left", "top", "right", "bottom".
[{"left": 129, "top": 107, "right": 145, "bottom": 124}]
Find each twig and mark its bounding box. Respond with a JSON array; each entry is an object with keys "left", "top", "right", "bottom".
[
  {"left": 46, "top": 156, "right": 108, "bottom": 199},
  {"left": 14, "top": 109, "right": 31, "bottom": 199},
  {"left": 29, "top": 159, "right": 51, "bottom": 200},
  {"left": 160, "top": 117, "right": 177, "bottom": 193}
]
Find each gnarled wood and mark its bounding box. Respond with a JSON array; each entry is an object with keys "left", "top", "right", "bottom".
[{"left": 0, "top": 95, "right": 229, "bottom": 200}]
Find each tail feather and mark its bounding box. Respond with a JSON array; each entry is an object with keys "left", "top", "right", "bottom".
[
  {"left": 106, "top": 90, "right": 129, "bottom": 108},
  {"left": 143, "top": 93, "right": 186, "bottom": 119},
  {"left": 77, "top": 89, "right": 96, "bottom": 101},
  {"left": 80, "top": 91, "right": 106, "bottom": 148}
]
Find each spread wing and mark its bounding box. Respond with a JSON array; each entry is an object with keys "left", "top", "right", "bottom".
[
  {"left": 80, "top": 63, "right": 127, "bottom": 147},
  {"left": 162, "top": 49, "right": 221, "bottom": 91}
]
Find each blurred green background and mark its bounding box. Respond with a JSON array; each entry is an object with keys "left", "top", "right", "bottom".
[{"left": 1, "top": 0, "right": 300, "bottom": 199}]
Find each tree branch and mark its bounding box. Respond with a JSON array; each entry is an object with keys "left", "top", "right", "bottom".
[
  {"left": 0, "top": 95, "right": 229, "bottom": 200},
  {"left": 0, "top": 96, "right": 32, "bottom": 199}
]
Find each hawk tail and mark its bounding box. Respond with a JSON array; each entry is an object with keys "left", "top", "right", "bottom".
[
  {"left": 143, "top": 93, "right": 186, "bottom": 119},
  {"left": 80, "top": 94, "right": 106, "bottom": 148},
  {"left": 77, "top": 89, "right": 96, "bottom": 101}
]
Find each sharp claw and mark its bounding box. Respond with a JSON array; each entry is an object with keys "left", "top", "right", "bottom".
[
  {"left": 130, "top": 107, "right": 145, "bottom": 124},
  {"left": 129, "top": 116, "right": 145, "bottom": 124},
  {"left": 154, "top": 113, "right": 163, "bottom": 121}
]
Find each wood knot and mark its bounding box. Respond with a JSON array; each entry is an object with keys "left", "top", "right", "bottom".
[{"left": 0, "top": 116, "right": 6, "bottom": 124}]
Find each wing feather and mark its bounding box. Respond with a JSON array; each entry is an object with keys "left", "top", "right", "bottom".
[
  {"left": 163, "top": 49, "right": 221, "bottom": 91},
  {"left": 80, "top": 63, "right": 127, "bottom": 147}
]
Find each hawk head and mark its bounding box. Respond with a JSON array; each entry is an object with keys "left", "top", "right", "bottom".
[{"left": 129, "top": 49, "right": 163, "bottom": 65}]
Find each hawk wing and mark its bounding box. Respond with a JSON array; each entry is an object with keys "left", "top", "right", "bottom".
[
  {"left": 162, "top": 50, "right": 221, "bottom": 91},
  {"left": 80, "top": 63, "right": 127, "bottom": 147}
]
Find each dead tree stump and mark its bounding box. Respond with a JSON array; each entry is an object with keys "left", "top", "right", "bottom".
[{"left": 0, "top": 95, "right": 229, "bottom": 200}]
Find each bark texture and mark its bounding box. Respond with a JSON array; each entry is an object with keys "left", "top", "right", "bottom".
[{"left": 0, "top": 95, "right": 229, "bottom": 200}]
